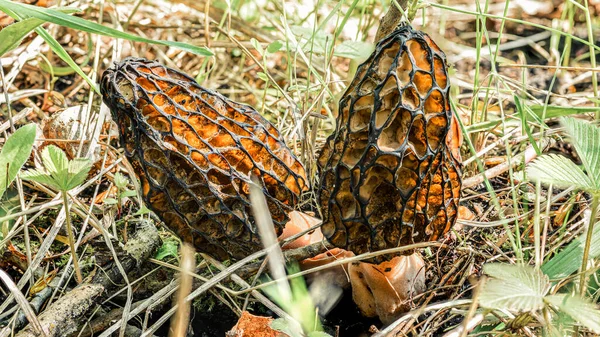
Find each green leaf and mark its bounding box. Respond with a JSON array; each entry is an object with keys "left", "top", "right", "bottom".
[
  {"left": 464, "top": 119, "right": 503, "bottom": 134},
  {"left": 250, "top": 38, "right": 264, "bottom": 56},
  {"left": 257, "top": 72, "right": 269, "bottom": 82},
  {"left": 114, "top": 172, "right": 128, "bottom": 189},
  {"left": 529, "top": 105, "right": 600, "bottom": 120},
  {"left": 333, "top": 40, "right": 374, "bottom": 59},
  {"left": 527, "top": 154, "right": 594, "bottom": 191},
  {"left": 133, "top": 205, "right": 151, "bottom": 216},
  {"left": 120, "top": 190, "right": 137, "bottom": 198},
  {"left": 155, "top": 240, "right": 180, "bottom": 261},
  {"left": 561, "top": 117, "right": 600, "bottom": 190},
  {"left": 20, "top": 168, "right": 61, "bottom": 190},
  {"left": 542, "top": 221, "right": 600, "bottom": 280},
  {"left": 479, "top": 264, "right": 549, "bottom": 312},
  {"left": 0, "top": 8, "right": 79, "bottom": 56},
  {"left": 35, "top": 26, "right": 100, "bottom": 93},
  {"left": 0, "top": 124, "right": 36, "bottom": 199},
  {"left": 0, "top": 17, "right": 44, "bottom": 56},
  {"left": 42, "top": 145, "right": 68, "bottom": 177},
  {"left": 546, "top": 311, "right": 575, "bottom": 337},
  {"left": 270, "top": 318, "right": 302, "bottom": 337},
  {"left": 21, "top": 145, "right": 91, "bottom": 192},
  {"left": 291, "top": 26, "right": 329, "bottom": 54},
  {"left": 514, "top": 96, "right": 541, "bottom": 154},
  {"left": 66, "top": 158, "right": 92, "bottom": 190},
  {"left": 266, "top": 40, "right": 284, "bottom": 54},
  {"left": 0, "top": 0, "right": 213, "bottom": 57},
  {"left": 308, "top": 331, "right": 333, "bottom": 337},
  {"left": 545, "top": 294, "right": 600, "bottom": 334},
  {"left": 103, "top": 198, "right": 118, "bottom": 205}
]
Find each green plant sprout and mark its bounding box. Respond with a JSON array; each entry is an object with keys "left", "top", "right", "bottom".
[
  {"left": 527, "top": 117, "right": 600, "bottom": 294},
  {"left": 263, "top": 263, "right": 331, "bottom": 337},
  {"left": 479, "top": 263, "right": 600, "bottom": 335},
  {"left": 20, "top": 145, "right": 92, "bottom": 284},
  {"left": 103, "top": 172, "right": 136, "bottom": 216}
]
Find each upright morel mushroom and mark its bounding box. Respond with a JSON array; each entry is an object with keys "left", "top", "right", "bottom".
[
  {"left": 101, "top": 58, "right": 308, "bottom": 260},
  {"left": 318, "top": 24, "right": 462, "bottom": 322}
]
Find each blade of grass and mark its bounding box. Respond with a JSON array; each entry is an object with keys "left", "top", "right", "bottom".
[{"left": 0, "top": 0, "right": 213, "bottom": 56}]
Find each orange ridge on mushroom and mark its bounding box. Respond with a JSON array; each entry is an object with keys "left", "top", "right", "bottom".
[
  {"left": 317, "top": 24, "right": 462, "bottom": 323},
  {"left": 100, "top": 58, "right": 308, "bottom": 261}
]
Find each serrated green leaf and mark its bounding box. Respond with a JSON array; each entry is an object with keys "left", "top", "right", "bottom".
[
  {"left": 0, "top": 0, "right": 213, "bottom": 58},
  {"left": 22, "top": 145, "right": 92, "bottom": 192},
  {"left": 20, "top": 169, "right": 60, "bottom": 190},
  {"left": 480, "top": 264, "right": 549, "bottom": 312},
  {"left": 333, "top": 40, "right": 374, "bottom": 59},
  {"left": 527, "top": 154, "right": 594, "bottom": 191},
  {"left": 114, "top": 172, "right": 128, "bottom": 189},
  {"left": 545, "top": 294, "right": 600, "bottom": 333},
  {"left": 308, "top": 331, "right": 333, "bottom": 337},
  {"left": 66, "top": 158, "right": 92, "bottom": 189},
  {"left": 542, "top": 222, "right": 600, "bottom": 280},
  {"left": 42, "top": 145, "right": 68, "bottom": 176},
  {"left": 561, "top": 117, "right": 600, "bottom": 190},
  {"left": 291, "top": 25, "right": 329, "bottom": 54},
  {"left": 0, "top": 124, "right": 36, "bottom": 199}
]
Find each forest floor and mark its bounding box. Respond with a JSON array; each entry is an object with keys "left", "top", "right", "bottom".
[{"left": 1, "top": 0, "right": 600, "bottom": 336}]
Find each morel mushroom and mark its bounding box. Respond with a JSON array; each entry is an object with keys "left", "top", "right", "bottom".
[
  {"left": 100, "top": 58, "right": 308, "bottom": 261},
  {"left": 318, "top": 25, "right": 462, "bottom": 322}
]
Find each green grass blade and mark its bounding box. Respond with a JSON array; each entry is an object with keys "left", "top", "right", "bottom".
[
  {"left": 34, "top": 26, "right": 100, "bottom": 93},
  {"left": 0, "top": 17, "right": 44, "bottom": 56},
  {"left": 542, "top": 222, "right": 600, "bottom": 280},
  {"left": 514, "top": 95, "right": 541, "bottom": 155},
  {"left": 529, "top": 105, "right": 600, "bottom": 120},
  {"left": 0, "top": 8, "right": 79, "bottom": 56},
  {"left": 0, "top": 0, "right": 213, "bottom": 57}
]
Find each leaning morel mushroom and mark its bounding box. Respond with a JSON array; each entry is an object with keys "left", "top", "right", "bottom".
[
  {"left": 100, "top": 58, "right": 308, "bottom": 261},
  {"left": 318, "top": 25, "right": 462, "bottom": 322}
]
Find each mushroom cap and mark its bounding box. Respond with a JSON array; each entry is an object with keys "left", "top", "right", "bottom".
[
  {"left": 317, "top": 25, "right": 462, "bottom": 263},
  {"left": 100, "top": 57, "right": 308, "bottom": 261}
]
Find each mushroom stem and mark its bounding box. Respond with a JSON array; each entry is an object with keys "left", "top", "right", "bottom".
[{"left": 374, "top": 0, "right": 410, "bottom": 41}]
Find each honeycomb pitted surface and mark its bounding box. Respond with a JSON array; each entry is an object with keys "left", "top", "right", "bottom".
[
  {"left": 317, "top": 25, "right": 462, "bottom": 263},
  {"left": 101, "top": 57, "right": 308, "bottom": 260}
]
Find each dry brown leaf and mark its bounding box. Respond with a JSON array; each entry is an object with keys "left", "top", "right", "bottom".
[{"left": 227, "top": 311, "right": 289, "bottom": 337}]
